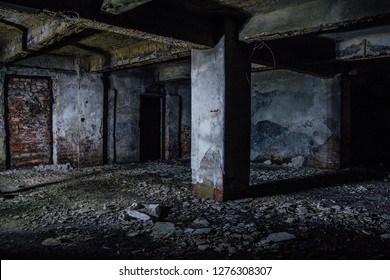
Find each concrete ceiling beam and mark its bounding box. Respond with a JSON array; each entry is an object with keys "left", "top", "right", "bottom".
[
  {"left": 26, "top": 19, "right": 84, "bottom": 51},
  {"left": 240, "top": 0, "right": 390, "bottom": 42},
  {"left": 0, "top": 7, "right": 85, "bottom": 63},
  {"left": 101, "top": 0, "right": 152, "bottom": 14},
  {"left": 0, "top": 0, "right": 214, "bottom": 47},
  {"left": 89, "top": 41, "right": 190, "bottom": 72}
]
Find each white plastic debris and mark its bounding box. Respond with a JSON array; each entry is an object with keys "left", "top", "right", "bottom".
[
  {"left": 123, "top": 209, "right": 151, "bottom": 221},
  {"left": 141, "top": 204, "right": 161, "bottom": 218}
]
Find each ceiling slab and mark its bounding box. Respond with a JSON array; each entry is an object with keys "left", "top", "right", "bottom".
[{"left": 0, "top": 0, "right": 215, "bottom": 48}]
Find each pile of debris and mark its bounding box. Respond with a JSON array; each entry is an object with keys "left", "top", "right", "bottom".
[{"left": 0, "top": 160, "right": 389, "bottom": 259}]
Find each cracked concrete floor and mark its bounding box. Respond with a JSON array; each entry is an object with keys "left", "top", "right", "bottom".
[{"left": 0, "top": 160, "right": 389, "bottom": 259}]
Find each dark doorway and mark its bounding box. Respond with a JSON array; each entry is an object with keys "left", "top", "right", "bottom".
[
  {"left": 347, "top": 72, "right": 390, "bottom": 167},
  {"left": 5, "top": 76, "right": 53, "bottom": 168},
  {"left": 139, "top": 95, "right": 164, "bottom": 161}
]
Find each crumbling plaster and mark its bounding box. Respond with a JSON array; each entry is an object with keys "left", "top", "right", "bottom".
[{"left": 191, "top": 38, "right": 225, "bottom": 194}]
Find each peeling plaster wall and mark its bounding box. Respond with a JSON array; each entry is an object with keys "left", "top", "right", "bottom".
[
  {"left": 337, "top": 32, "right": 390, "bottom": 60},
  {"left": 55, "top": 72, "right": 104, "bottom": 167},
  {"left": 2, "top": 63, "right": 104, "bottom": 169},
  {"left": 191, "top": 38, "right": 225, "bottom": 192},
  {"left": 108, "top": 68, "right": 155, "bottom": 163},
  {"left": 251, "top": 70, "right": 341, "bottom": 168}
]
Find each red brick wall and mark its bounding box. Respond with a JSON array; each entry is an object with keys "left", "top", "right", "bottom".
[{"left": 6, "top": 77, "right": 52, "bottom": 168}]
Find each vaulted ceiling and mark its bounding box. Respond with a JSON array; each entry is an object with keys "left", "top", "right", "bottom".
[{"left": 0, "top": 0, "right": 389, "bottom": 75}]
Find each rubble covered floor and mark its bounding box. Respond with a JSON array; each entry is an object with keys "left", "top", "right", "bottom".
[{"left": 0, "top": 161, "right": 389, "bottom": 259}]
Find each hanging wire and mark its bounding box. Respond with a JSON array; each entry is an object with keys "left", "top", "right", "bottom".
[{"left": 250, "top": 40, "right": 276, "bottom": 92}]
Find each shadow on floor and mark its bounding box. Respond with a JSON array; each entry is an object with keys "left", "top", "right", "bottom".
[{"left": 249, "top": 168, "right": 389, "bottom": 198}]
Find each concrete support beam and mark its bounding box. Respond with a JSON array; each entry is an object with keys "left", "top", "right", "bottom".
[
  {"left": 1, "top": 0, "right": 215, "bottom": 47},
  {"left": 89, "top": 41, "right": 190, "bottom": 72},
  {"left": 101, "top": 0, "right": 152, "bottom": 14},
  {"left": 158, "top": 63, "right": 191, "bottom": 82},
  {"left": 240, "top": 0, "right": 390, "bottom": 42},
  {"left": 191, "top": 20, "right": 251, "bottom": 201},
  {"left": 26, "top": 20, "right": 84, "bottom": 51}
]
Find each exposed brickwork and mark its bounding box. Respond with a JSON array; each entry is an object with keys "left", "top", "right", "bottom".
[{"left": 6, "top": 77, "right": 52, "bottom": 168}]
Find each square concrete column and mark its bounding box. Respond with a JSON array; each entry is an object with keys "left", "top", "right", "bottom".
[
  {"left": 164, "top": 95, "right": 180, "bottom": 159},
  {"left": 191, "top": 21, "right": 251, "bottom": 201}
]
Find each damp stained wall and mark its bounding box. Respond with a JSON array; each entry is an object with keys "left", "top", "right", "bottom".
[
  {"left": 55, "top": 72, "right": 104, "bottom": 167},
  {"left": 251, "top": 69, "right": 341, "bottom": 168}
]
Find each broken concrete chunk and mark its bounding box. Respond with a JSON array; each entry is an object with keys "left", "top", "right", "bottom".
[
  {"left": 285, "top": 217, "right": 295, "bottom": 223},
  {"left": 138, "top": 182, "right": 148, "bottom": 188},
  {"left": 192, "top": 228, "right": 212, "bottom": 235},
  {"left": 297, "top": 207, "right": 308, "bottom": 215},
  {"left": 381, "top": 234, "right": 390, "bottom": 239},
  {"left": 192, "top": 218, "right": 210, "bottom": 228},
  {"left": 198, "top": 244, "right": 210, "bottom": 251},
  {"left": 381, "top": 214, "right": 390, "bottom": 220},
  {"left": 266, "top": 232, "right": 296, "bottom": 242},
  {"left": 42, "top": 238, "right": 61, "bottom": 246},
  {"left": 184, "top": 228, "right": 195, "bottom": 235},
  {"left": 153, "top": 222, "right": 175, "bottom": 235},
  {"left": 291, "top": 156, "right": 304, "bottom": 168},
  {"left": 263, "top": 160, "right": 272, "bottom": 165}
]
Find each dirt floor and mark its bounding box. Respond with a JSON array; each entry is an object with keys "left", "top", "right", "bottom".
[{"left": 0, "top": 160, "right": 389, "bottom": 260}]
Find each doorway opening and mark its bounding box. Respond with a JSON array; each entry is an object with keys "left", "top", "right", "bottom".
[
  {"left": 139, "top": 95, "right": 165, "bottom": 162},
  {"left": 4, "top": 76, "right": 53, "bottom": 169},
  {"left": 342, "top": 71, "right": 390, "bottom": 167}
]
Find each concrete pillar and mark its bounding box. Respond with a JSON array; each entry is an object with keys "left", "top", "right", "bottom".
[
  {"left": 191, "top": 20, "right": 251, "bottom": 201},
  {"left": 107, "top": 88, "right": 117, "bottom": 164},
  {"left": 0, "top": 68, "right": 6, "bottom": 170},
  {"left": 164, "top": 95, "right": 180, "bottom": 160}
]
